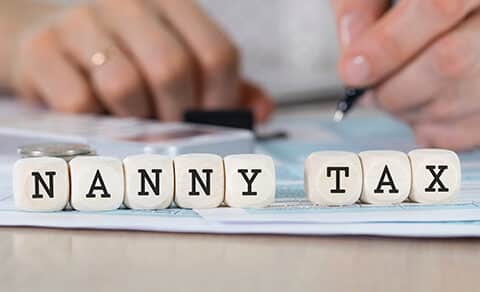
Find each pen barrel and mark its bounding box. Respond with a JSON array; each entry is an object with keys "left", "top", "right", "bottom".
[{"left": 338, "top": 88, "right": 366, "bottom": 113}]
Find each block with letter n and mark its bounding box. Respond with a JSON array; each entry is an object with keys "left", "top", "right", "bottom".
[{"left": 14, "top": 157, "right": 70, "bottom": 211}]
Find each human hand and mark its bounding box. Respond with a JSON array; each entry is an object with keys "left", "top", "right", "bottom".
[
  {"left": 332, "top": 0, "right": 480, "bottom": 150},
  {"left": 9, "top": 0, "right": 273, "bottom": 122}
]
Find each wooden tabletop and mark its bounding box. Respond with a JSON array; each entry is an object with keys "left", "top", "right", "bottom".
[{"left": 1, "top": 227, "right": 479, "bottom": 292}]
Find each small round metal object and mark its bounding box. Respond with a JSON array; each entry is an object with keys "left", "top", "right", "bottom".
[{"left": 18, "top": 143, "right": 95, "bottom": 161}]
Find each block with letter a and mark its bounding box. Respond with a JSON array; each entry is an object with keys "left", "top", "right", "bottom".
[
  {"left": 14, "top": 157, "right": 70, "bottom": 211},
  {"left": 408, "top": 149, "right": 461, "bottom": 203},
  {"left": 70, "top": 156, "right": 124, "bottom": 211},
  {"left": 174, "top": 154, "right": 224, "bottom": 209},
  {"left": 224, "top": 154, "right": 276, "bottom": 208},
  {"left": 305, "top": 151, "right": 362, "bottom": 206},
  {"left": 359, "top": 151, "right": 411, "bottom": 205},
  {"left": 123, "top": 154, "right": 174, "bottom": 209}
]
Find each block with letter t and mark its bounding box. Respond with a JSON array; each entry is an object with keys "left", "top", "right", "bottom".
[
  {"left": 408, "top": 149, "right": 461, "bottom": 203},
  {"left": 14, "top": 157, "right": 70, "bottom": 211},
  {"left": 305, "top": 151, "right": 362, "bottom": 206},
  {"left": 359, "top": 151, "right": 411, "bottom": 205},
  {"left": 123, "top": 154, "right": 174, "bottom": 209},
  {"left": 224, "top": 154, "right": 276, "bottom": 208},
  {"left": 174, "top": 154, "right": 224, "bottom": 209},
  {"left": 70, "top": 156, "right": 124, "bottom": 211}
]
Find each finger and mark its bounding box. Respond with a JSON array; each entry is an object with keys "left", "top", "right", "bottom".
[
  {"left": 413, "top": 115, "right": 480, "bottom": 151},
  {"left": 375, "top": 11, "right": 480, "bottom": 116},
  {"left": 56, "top": 6, "right": 152, "bottom": 118},
  {"left": 398, "top": 86, "right": 480, "bottom": 125},
  {"left": 339, "top": 0, "right": 480, "bottom": 87},
  {"left": 94, "top": 0, "right": 195, "bottom": 121},
  {"left": 18, "top": 29, "right": 101, "bottom": 113},
  {"left": 154, "top": 0, "right": 240, "bottom": 109},
  {"left": 12, "top": 59, "right": 42, "bottom": 107},
  {"left": 414, "top": 86, "right": 480, "bottom": 123},
  {"left": 331, "top": 0, "right": 390, "bottom": 49},
  {"left": 240, "top": 81, "right": 275, "bottom": 124}
]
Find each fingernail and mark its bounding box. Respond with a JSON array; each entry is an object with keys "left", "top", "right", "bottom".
[
  {"left": 340, "top": 13, "right": 363, "bottom": 47},
  {"left": 344, "top": 55, "right": 371, "bottom": 85}
]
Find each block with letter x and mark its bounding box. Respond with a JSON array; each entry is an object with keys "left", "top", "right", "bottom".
[{"left": 408, "top": 149, "right": 461, "bottom": 203}]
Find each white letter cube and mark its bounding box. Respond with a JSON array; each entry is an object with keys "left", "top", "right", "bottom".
[
  {"left": 224, "top": 154, "right": 276, "bottom": 208},
  {"left": 174, "top": 154, "right": 224, "bottom": 209},
  {"left": 123, "top": 154, "right": 174, "bottom": 209},
  {"left": 305, "top": 151, "right": 362, "bottom": 206},
  {"left": 70, "top": 156, "right": 124, "bottom": 211},
  {"left": 359, "top": 151, "right": 411, "bottom": 205},
  {"left": 14, "top": 157, "right": 69, "bottom": 211},
  {"left": 408, "top": 149, "right": 461, "bottom": 203}
]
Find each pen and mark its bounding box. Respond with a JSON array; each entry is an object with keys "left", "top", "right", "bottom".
[{"left": 333, "top": 87, "right": 367, "bottom": 122}]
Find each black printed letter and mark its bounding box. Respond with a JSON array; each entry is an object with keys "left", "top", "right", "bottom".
[
  {"left": 188, "top": 169, "right": 213, "bottom": 196},
  {"left": 326, "top": 167, "right": 349, "bottom": 194},
  {"left": 425, "top": 165, "right": 449, "bottom": 192},
  {"left": 86, "top": 170, "right": 111, "bottom": 198},
  {"left": 138, "top": 169, "right": 162, "bottom": 196},
  {"left": 238, "top": 169, "right": 262, "bottom": 196},
  {"left": 374, "top": 166, "right": 399, "bottom": 194},
  {"left": 31, "top": 171, "right": 56, "bottom": 199}
]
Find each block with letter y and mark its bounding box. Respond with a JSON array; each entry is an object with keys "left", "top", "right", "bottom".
[
  {"left": 14, "top": 157, "right": 70, "bottom": 211},
  {"left": 70, "top": 156, "right": 124, "bottom": 211},
  {"left": 174, "top": 154, "right": 224, "bottom": 209},
  {"left": 224, "top": 154, "right": 276, "bottom": 208}
]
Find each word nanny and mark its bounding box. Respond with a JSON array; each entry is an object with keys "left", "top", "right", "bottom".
[
  {"left": 305, "top": 149, "right": 461, "bottom": 206},
  {"left": 14, "top": 154, "right": 276, "bottom": 212}
]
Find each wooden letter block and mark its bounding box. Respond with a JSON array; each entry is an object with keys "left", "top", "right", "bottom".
[
  {"left": 408, "top": 149, "right": 461, "bottom": 203},
  {"left": 305, "top": 151, "right": 362, "bottom": 206},
  {"left": 14, "top": 157, "right": 69, "bottom": 211},
  {"left": 359, "top": 151, "right": 411, "bottom": 205},
  {"left": 224, "top": 154, "right": 276, "bottom": 208},
  {"left": 174, "top": 154, "right": 224, "bottom": 209},
  {"left": 123, "top": 154, "right": 174, "bottom": 209},
  {"left": 70, "top": 156, "right": 124, "bottom": 211}
]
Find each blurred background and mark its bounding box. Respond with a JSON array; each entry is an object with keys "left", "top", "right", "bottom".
[
  {"left": 55, "top": 0, "right": 342, "bottom": 102},
  {"left": 197, "top": 0, "right": 342, "bottom": 102}
]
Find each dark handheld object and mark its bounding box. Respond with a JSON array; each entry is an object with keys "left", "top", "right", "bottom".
[
  {"left": 333, "top": 88, "right": 367, "bottom": 122},
  {"left": 184, "top": 109, "right": 288, "bottom": 141},
  {"left": 184, "top": 109, "right": 254, "bottom": 130}
]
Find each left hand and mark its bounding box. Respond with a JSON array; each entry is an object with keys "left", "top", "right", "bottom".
[
  {"left": 7, "top": 0, "right": 274, "bottom": 123},
  {"left": 332, "top": 0, "right": 480, "bottom": 151}
]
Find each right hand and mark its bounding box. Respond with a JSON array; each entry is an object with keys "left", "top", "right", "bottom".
[
  {"left": 331, "top": 0, "right": 480, "bottom": 150},
  {"left": 10, "top": 0, "right": 273, "bottom": 122}
]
